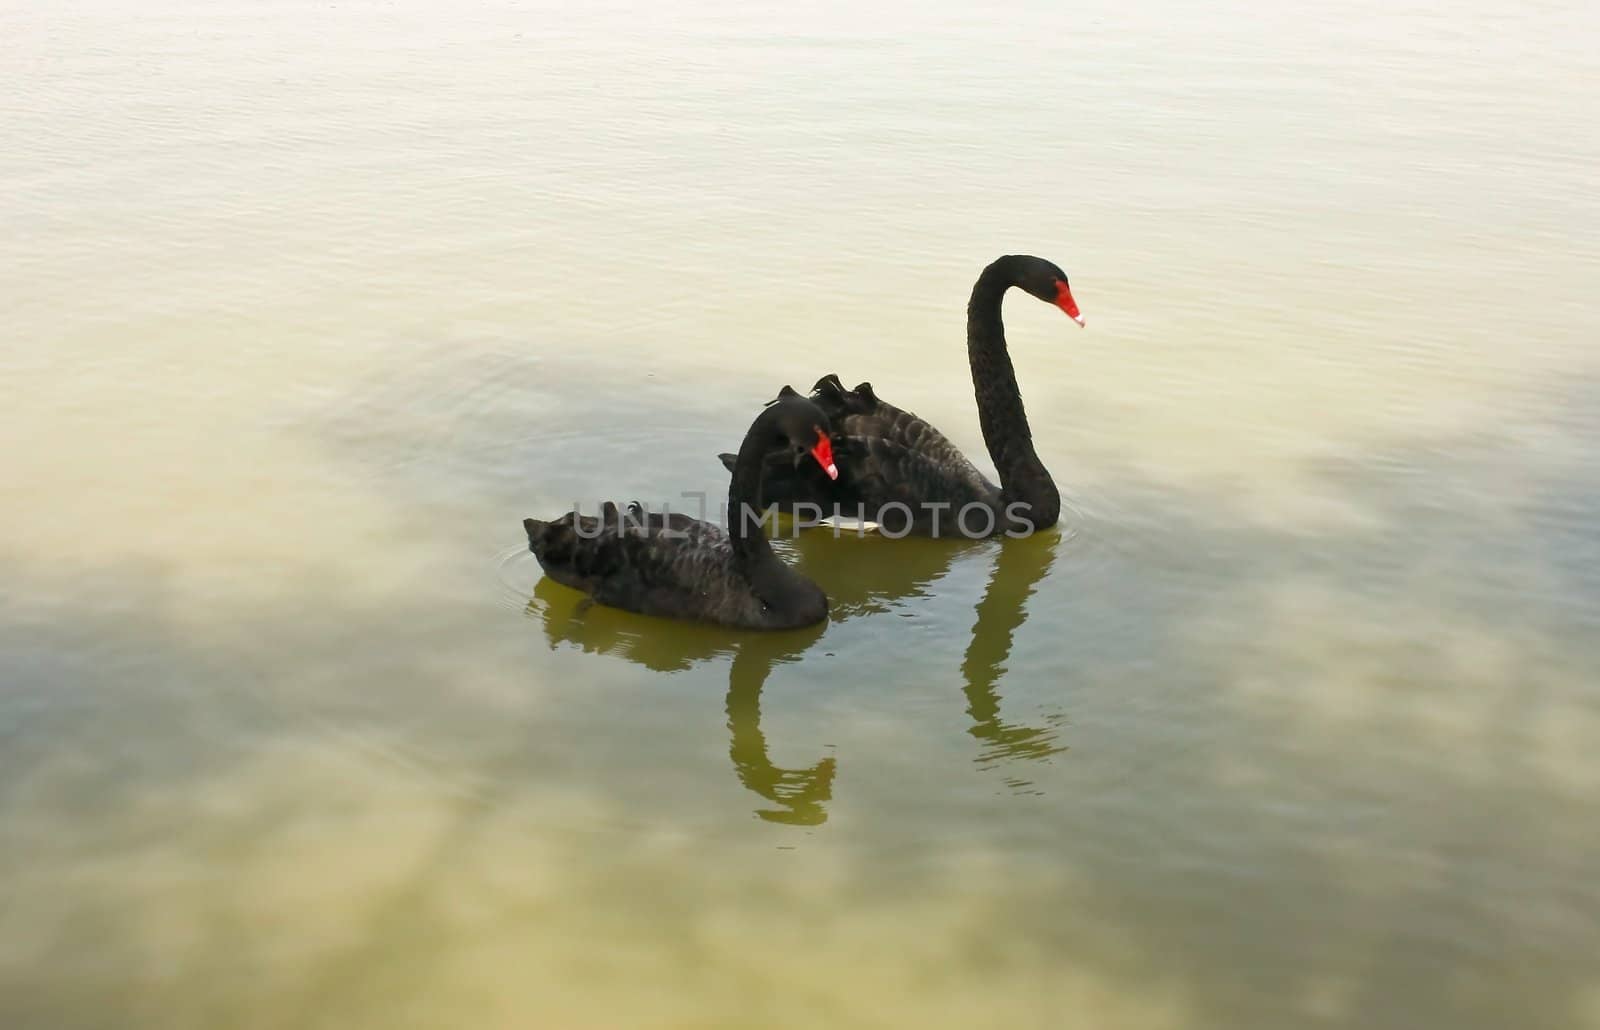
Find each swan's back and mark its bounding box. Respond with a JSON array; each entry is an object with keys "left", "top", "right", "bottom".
[
  {"left": 525, "top": 503, "right": 824, "bottom": 627},
  {"left": 725, "top": 375, "right": 1001, "bottom": 532},
  {"left": 526, "top": 504, "right": 758, "bottom": 624}
]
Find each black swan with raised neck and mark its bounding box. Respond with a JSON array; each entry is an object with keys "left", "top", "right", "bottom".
[
  {"left": 525, "top": 393, "right": 839, "bottom": 629},
  {"left": 717, "top": 254, "right": 1084, "bottom": 538}
]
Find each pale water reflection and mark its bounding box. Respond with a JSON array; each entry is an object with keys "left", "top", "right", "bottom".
[{"left": 4, "top": 0, "right": 1600, "bottom": 1026}]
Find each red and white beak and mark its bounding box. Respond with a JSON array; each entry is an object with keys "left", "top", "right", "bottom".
[
  {"left": 811, "top": 430, "right": 839, "bottom": 480},
  {"left": 1054, "top": 280, "right": 1085, "bottom": 327}
]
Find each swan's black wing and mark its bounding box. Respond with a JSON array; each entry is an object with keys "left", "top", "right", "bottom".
[
  {"left": 720, "top": 376, "right": 1002, "bottom": 533},
  {"left": 844, "top": 432, "right": 1002, "bottom": 533},
  {"left": 524, "top": 506, "right": 763, "bottom": 626}
]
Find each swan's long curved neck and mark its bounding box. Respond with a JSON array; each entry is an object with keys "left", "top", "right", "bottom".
[
  {"left": 729, "top": 438, "right": 777, "bottom": 559},
  {"left": 967, "top": 258, "right": 1060, "bottom": 529},
  {"left": 727, "top": 418, "right": 784, "bottom": 573}
]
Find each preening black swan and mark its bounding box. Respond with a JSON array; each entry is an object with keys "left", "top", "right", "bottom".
[
  {"left": 718, "top": 255, "right": 1083, "bottom": 537},
  {"left": 524, "top": 393, "right": 839, "bottom": 629}
]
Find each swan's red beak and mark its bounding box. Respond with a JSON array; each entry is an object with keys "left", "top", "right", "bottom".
[
  {"left": 1054, "top": 280, "right": 1085, "bottom": 327},
  {"left": 811, "top": 430, "right": 838, "bottom": 480}
]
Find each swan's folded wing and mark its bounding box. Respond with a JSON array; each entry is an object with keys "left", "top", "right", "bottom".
[
  {"left": 596, "top": 517, "right": 744, "bottom": 618},
  {"left": 715, "top": 380, "right": 994, "bottom": 522},
  {"left": 531, "top": 508, "right": 735, "bottom": 612},
  {"left": 847, "top": 432, "right": 1000, "bottom": 527},
  {"left": 841, "top": 401, "right": 974, "bottom": 472}
]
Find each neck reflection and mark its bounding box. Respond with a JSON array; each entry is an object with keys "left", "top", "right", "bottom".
[
  {"left": 524, "top": 525, "right": 1065, "bottom": 823},
  {"left": 525, "top": 576, "right": 831, "bottom": 824},
  {"left": 725, "top": 639, "right": 834, "bottom": 826},
  {"left": 959, "top": 531, "right": 1066, "bottom": 771}
]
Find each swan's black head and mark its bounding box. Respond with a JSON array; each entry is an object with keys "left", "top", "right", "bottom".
[
  {"left": 760, "top": 391, "right": 838, "bottom": 481},
  {"left": 1009, "top": 255, "right": 1085, "bottom": 328}
]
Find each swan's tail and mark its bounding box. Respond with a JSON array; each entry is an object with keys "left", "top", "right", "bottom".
[
  {"left": 717, "top": 452, "right": 737, "bottom": 473},
  {"left": 522, "top": 517, "right": 549, "bottom": 552}
]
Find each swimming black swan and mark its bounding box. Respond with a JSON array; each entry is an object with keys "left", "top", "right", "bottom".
[
  {"left": 524, "top": 393, "right": 839, "bottom": 629},
  {"left": 718, "top": 254, "right": 1083, "bottom": 537}
]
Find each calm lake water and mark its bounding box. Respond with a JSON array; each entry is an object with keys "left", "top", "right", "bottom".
[{"left": 4, "top": 1, "right": 1599, "bottom": 1027}]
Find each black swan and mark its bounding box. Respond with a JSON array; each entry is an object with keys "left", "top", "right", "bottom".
[
  {"left": 523, "top": 393, "right": 839, "bottom": 629},
  {"left": 718, "top": 254, "right": 1083, "bottom": 537}
]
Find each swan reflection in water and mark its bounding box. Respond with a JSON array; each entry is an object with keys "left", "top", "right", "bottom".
[
  {"left": 526, "top": 576, "right": 832, "bottom": 824},
  {"left": 524, "top": 526, "right": 1064, "bottom": 824},
  {"left": 956, "top": 531, "right": 1067, "bottom": 774}
]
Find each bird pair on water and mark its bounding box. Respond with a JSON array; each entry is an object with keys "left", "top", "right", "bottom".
[{"left": 522, "top": 254, "right": 1085, "bottom": 630}]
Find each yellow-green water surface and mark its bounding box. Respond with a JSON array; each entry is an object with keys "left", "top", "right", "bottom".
[{"left": 3, "top": 1, "right": 1598, "bottom": 1026}]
